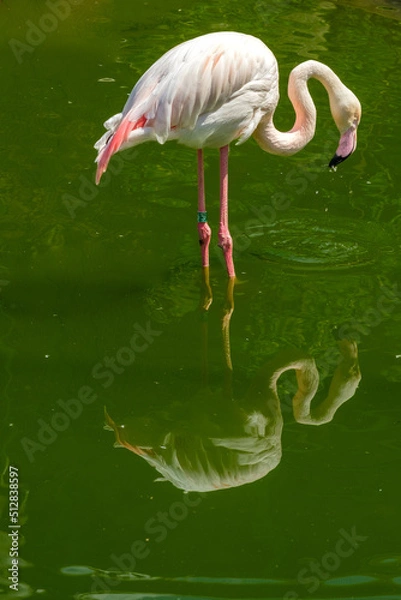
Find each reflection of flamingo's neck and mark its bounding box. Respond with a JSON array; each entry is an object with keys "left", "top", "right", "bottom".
[
  {"left": 269, "top": 355, "right": 319, "bottom": 400},
  {"left": 246, "top": 351, "right": 318, "bottom": 412},
  {"left": 247, "top": 342, "right": 360, "bottom": 425}
]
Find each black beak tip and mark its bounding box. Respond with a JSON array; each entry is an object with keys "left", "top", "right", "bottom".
[
  {"left": 329, "top": 154, "right": 344, "bottom": 169},
  {"left": 328, "top": 152, "right": 352, "bottom": 169}
]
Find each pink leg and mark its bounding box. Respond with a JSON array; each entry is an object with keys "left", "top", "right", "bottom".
[
  {"left": 197, "top": 149, "right": 211, "bottom": 268},
  {"left": 218, "top": 145, "right": 235, "bottom": 278}
]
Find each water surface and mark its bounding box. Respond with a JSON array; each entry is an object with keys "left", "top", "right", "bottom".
[{"left": 1, "top": 1, "right": 401, "bottom": 599}]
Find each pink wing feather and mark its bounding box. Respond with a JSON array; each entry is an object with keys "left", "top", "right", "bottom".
[{"left": 95, "top": 115, "right": 147, "bottom": 184}]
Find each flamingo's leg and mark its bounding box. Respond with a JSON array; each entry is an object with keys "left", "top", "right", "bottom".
[
  {"left": 218, "top": 145, "right": 236, "bottom": 279},
  {"left": 197, "top": 149, "right": 211, "bottom": 269},
  {"left": 197, "top": 150, "right": 213, "bottom": 310}
]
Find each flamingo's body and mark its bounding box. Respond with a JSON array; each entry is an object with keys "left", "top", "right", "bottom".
[{"left": 95, "top": 32, "right": 361, "bottom": 278}]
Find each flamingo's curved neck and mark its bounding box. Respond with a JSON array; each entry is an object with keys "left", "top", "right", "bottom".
[{"left": 253, "top": 60, "right": 344, "bottom": 156}]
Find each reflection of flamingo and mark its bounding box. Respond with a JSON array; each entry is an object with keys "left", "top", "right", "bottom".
[
  {"left": 94, "top": 32, "right": 361, "bottom": 279},
  {"left": 105, "top": 339, "right": 361, "bottom": 492},
  {"left": 104, "top": 280, "right": 361, "bottom": 492}
]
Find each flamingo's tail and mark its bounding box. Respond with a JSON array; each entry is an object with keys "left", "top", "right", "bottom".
[{"left": 94, "top": 113, "right": 147, "bottom": 184}]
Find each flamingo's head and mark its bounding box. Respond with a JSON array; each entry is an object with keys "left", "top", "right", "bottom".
[{"left": 329, "top": 87, "right": 361, "bottom": 168}]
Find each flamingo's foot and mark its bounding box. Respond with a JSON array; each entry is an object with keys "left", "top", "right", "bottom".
[
  {"left": 218, "top": 228, "right": 236, "bottom": 278},
  {"left": 198, "top": 221, "right": 211, "bottom": 268}
]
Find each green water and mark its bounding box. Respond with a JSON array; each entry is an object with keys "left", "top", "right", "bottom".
[{"left": 1, "top": 0, "right": 401, "bottom": 599}]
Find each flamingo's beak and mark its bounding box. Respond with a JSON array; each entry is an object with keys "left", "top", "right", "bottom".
[{"left": 329, "top": 124, "right": 358, "bottom": 168}]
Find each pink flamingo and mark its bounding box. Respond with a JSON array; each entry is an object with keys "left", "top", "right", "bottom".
[{"left": 94, "top": 31, "right": 361, "bottom": 279}]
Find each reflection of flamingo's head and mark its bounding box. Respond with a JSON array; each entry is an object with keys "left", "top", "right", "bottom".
[{"left": 104, "top": 408, "right": 282, "bottom": 493}]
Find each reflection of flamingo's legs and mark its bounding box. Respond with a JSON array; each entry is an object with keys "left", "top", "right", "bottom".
[
  {"left": 199, "top": 265, "right": 213, "bottom": 388},
  {"left": 199, "top": 272, "right": 236, "bottom": 397},
  {"left": 200, "top": 296, "right": 209, "bottom": 389},
  {"left": 222, "top": 277, "right": 235, "bottom": 399},
  {"left": 200, "top": 265, "right": 213, "bottom": 312},
  {"left": 222, "top": 276, "right": 235, "bottom": 372}
]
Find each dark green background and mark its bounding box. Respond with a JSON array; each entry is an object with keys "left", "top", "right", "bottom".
[{"left": 1, "top": 0, "right": 400, "bottom": 598}]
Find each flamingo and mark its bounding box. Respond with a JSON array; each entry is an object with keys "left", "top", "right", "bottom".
[{"left": 94, "top": 31, "right": 361, "bottom": 279}]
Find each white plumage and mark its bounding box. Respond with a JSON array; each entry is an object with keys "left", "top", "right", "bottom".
[{"left": 95, "top": 32, "right": 278, "bottom": 164}]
